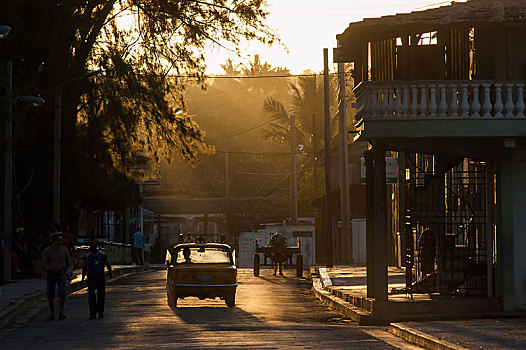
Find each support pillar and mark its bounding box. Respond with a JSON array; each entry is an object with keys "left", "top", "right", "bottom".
[
  {"left": 365, "top": 150, "right": 375, "bottom": 297},
  {"left": 496, "top": 159, "right": 526, "bottom": 312},
  {"left": 373, "top": 145, "right": 388, "bottom": 301}
]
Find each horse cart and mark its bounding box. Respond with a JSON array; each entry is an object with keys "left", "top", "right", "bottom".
[{"left": 253, "top": 233, "right": 303, "bottom": 277}]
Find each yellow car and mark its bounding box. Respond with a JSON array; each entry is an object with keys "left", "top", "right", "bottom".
[{"left": 166, "top": 243, "right": 237, "bottom": 307}]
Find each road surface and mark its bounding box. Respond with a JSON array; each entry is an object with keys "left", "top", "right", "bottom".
[{"left": 0, "top": 268, "right": 416, "bottom": 349}]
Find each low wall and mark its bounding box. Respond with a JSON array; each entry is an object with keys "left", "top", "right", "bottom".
[{"left": 75, "top": 241, "right": 132, "bottom": 266}]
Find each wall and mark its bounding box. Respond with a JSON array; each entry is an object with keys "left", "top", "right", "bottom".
[{"left": 75, "top": 241, "right": 133, "bottom": 266}]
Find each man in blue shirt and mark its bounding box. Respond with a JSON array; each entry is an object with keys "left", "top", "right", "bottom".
[
  {"left": 132, "top": 226, "right": 144, "bottom": 265},
  {"left": 82, "top": 239, "right": 112, "bottom": 319}
]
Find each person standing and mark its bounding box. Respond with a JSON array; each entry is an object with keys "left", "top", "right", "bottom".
[
  {"left": 132, "top": 227, "right": 144, "bottom": 265},
  {"left": 82, "top": 239, "right": 112, "bottom": 319},
  {"left": 42, "top": 232, "right": 71, "bottom": 320},
  {"left": 60, "top": 225, "right": 76, "bottom": 262},
  {"left": 143, "top": 238, "right": 152, "bottom": 267},
  {"left": 13, "top": 227, "right": 31, "bottom": 274}
]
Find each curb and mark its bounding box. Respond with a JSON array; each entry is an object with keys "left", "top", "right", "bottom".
[
  {"left": 311, "top": 272, "right": 384, "bottom": 326},
  {"left": 0, "top": 265, "right": 165, "bottom": 329},
  {"left": 389, "top": 323, "right": 470, "bottom": 350}
]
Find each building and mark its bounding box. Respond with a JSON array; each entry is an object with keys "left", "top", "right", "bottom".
[{"left": 336, "top": 0, "right": 526, "bottom": 311}]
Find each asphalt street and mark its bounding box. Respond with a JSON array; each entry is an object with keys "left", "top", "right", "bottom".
[{"left": 0, "top": 269, "right": 416, "bottom": 349}]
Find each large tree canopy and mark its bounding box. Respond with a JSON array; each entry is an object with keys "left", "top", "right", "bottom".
[{"left": 0, "top": 0, "right": 278, "bottom": 232}]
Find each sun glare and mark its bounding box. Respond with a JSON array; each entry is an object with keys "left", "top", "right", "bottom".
[{"left": 205, "top": 0, "right": 467, "bottom": 75}]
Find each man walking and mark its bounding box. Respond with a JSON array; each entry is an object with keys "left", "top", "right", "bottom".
[
  {"left": 82, "top": 239, "right": 112, "bottom": 319},
  {"left": 132, "top": 226, "right": 144, "bottom": 265},
  {"left": 42, "top": 232, "right": 70, "bottom": 320}
]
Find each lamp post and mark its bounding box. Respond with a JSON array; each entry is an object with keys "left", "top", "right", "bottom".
[
  {"left": 0, "top": 26, "right": 11, "bottom": 39},
  {"left": 2, "top": 59, "right": 45, "bottom": 283},
  {"left": 53, "top": 70, "right": 103, "bottom": 224}
]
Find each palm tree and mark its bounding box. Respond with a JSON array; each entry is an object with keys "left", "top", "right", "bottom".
[{"left": 262, "top": 74, "right": 340, "bottom": 205}]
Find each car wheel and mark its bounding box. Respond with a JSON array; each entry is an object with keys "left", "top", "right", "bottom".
[
  {"left": 225, "top": 293, "right": 236, "bottom": 307},
  {"left": 167, "top": 287, "right": 177, "bottom": 308},
  {"left": 296, "top": 254, "right": 303, "bottom": 277},
  {"left": 253, "top": 254, "right": 260, "bottom": 277}
]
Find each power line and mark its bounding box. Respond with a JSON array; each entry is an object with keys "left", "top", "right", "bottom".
[
  {"left": 230, "top": 170, "right": 290, "bottom": 176},
  {"left": 167, "top": 72, "right": 351, "bottom": 79},
  {"left": 214, "top": 149, "right": 306, "bottom": 156}
]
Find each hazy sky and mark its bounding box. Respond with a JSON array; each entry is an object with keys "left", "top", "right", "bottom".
[{"left": 205, "top": 0, "right": 464, "bottom": 74}]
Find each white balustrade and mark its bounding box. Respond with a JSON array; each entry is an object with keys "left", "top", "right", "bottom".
[
  {"left": 410, "top": 85, "right": 419, "bottom": 117},
  {"left": 419, "top": 85, "right": 428, "bottom": 118},
  {"left": 438, "top": 85, "right": 448, "bottom": 118},
  {"left": 494, "top": 84, "right": 504, "bottom": 118},
  {"left": 401, "top": 85, "right": 410, "bottom": 117},
  {"left": 504, "top": 84, "right": 515, "bottom": 118},
  {"left": 481, "top": 84, "right": 492, "bottom": 118},
  {"left": 387, "top": 86, "right": 395, "bottom": 117},
  {"left": 429, "top": 85, "right": 438, "bottom": 117},
  {"left": 470, "top": 85, "right": 481, "bottom": 118},
  {"left": 394, "top": 85, "right": 402, "bottom": 117},
  {"left": 459, "top": 84, "right": 470, "bottom": 118},
  {"left": 352, "top": 80, "right": 526, "bottom": 121},
  {"left": 516, "top": 84, "right": 525, "bottom": 118},
  {"left": 448, "top": 84, "right": 459, "bottom": 117}
]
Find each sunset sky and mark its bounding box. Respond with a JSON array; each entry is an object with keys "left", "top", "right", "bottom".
[{"left": 205, "top": 0, "right": 465, "bottom": 74}]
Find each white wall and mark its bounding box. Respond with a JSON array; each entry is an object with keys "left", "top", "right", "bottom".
[{"left": 238, "top": 220, "right": 316, "bottom": 268}]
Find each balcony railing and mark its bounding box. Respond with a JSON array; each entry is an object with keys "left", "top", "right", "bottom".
[{"left": 353, "top": 80, "right": 526, "bottom": 121}]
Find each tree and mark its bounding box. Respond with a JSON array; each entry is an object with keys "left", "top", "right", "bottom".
[
  {"left": 0, "top": 1, "right": 278, "bottom": 234},
  {"left": 262, "top": 74, "right": 341, "bottom": 215}
]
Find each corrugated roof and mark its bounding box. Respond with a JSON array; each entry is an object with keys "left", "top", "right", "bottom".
[{"left": 338, "top": 0, "right": 526, "bottom": 45}]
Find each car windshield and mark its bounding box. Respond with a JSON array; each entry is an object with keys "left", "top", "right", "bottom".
[{"left": 175, "top": 246, "right": 231, "bottom": 264}]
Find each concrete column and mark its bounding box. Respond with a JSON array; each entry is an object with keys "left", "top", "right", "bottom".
[
  {"left": 496, "top": 160, "right": 526, "bottom": 311},
  {"left": 373, "top": 145, "right": 388, "bottom": 301},
  {"left": 365, "top": 150, "right": 375, "bottom": 297},
  {"left": 397, "top": 153, "right": 406, "bottom": 268}
]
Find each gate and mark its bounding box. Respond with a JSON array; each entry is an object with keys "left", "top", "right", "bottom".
[{"left": 404, "top": 153, "right": 490, "bottom": 296}]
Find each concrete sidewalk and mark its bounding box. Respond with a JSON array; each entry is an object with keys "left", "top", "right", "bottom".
[
  {"left": 311, "top": 265, "right": 526, "bottom": 350},
  {"left": 0, "top": 264, "right": 165, "bottom": 329}
]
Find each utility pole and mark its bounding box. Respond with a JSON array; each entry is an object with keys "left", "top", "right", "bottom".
[
  {"left": 338, "top": 62, "right": 352, "bottom": 263},
  {"left": 312, "top": 113, "right": 318, "bottom": 202},
  {"left": 224, "top": 138, "right": 230, "bottom": 241},
  {"left": 290, "top": 115, "right": 298, "bottom": 223},
  {"left": 53, "top": 85, "right": 62, "bottom": 224},
  {"left": 323, "top": 48, "right": 333, "bottom": 267},
  {"left": 3, "top": 60, "right": 13, "bottom": 283}
]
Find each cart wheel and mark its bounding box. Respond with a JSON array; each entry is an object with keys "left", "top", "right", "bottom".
[
  {"left": 253, "top": 254, "right": 260, "bottom": 277},
  {"left": 225, "top": 293, "right": 236, "bottom": 307},
  {"left": 296, "top": 254, "right": 303, "bottom": 277}
]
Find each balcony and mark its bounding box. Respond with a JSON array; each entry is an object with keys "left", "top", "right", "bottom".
[{"left": 354, "top": 80, "right": 526, "bottom": 140}]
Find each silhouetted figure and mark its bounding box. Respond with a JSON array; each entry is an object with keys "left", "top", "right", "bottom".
[
  {"left": 42, "top": 232, "right": 70, "bottom": 320},
  {"left": 82, "top": 239, "right": 112, "bottom": 319}
]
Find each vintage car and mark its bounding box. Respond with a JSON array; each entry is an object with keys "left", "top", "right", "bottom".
[{"left": 166, "top": 243, "right": 237, "bottom": 307}]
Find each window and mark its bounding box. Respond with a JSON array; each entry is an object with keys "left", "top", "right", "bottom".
[{"left": 175, "top": 246, "right": 231, "bottom": 264}]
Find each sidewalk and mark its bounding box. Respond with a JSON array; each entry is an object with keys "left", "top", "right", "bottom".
[
  {"left": 0, "top": 264, "right": 165, "bottom": 329},
  {"left": 311, "top": 265, "right": 526, "bottom": 350}
]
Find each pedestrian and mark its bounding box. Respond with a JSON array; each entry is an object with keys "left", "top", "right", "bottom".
[
  {"left": 81, "top": 239, "right": 112, "bottom": 320},
  {"left": 143, "top": 238, "right": 152, "bottom": 267},
  {"left": 42, "top": 232, "right": 71, "bottom": 321},
  {"left": 60, "top": 225, "right": 76, "bottom": 262},
  {"left": 132, "top": 226, "right": 144, "bottom": 265},
  {"left": 13, "top": 227, "right": 31, "bottom": 274}
]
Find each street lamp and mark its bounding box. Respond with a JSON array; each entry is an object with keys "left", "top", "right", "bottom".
[
  {"left": 0, "top": 26, "right": 11, "bottom": 39},
  {"left": 3, "top": 59, "right": 45, "bottom": 283},
  {"left": 53, "top": 69, "right": 104, "bottom": 223}
]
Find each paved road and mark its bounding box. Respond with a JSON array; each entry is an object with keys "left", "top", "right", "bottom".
[{"left": 0, "top": 269, "right": 412, "bottom": 349}]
